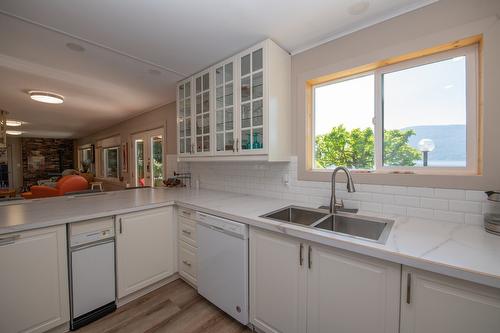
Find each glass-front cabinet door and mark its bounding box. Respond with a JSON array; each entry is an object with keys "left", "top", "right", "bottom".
[
  {"left": 194, "top": 70, "right": 211, "bottom": 155},
  {"left": 177, "top": 78, "right": 193, "bottom": 156},
  {"left": 239, "top": 46, "right": 265, "bottom": 153},
  {"left": 214, "top": 58, "right": 236, "bottom": 154}
]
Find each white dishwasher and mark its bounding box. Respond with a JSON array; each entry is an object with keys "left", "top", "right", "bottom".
[{"left": 196, "top": 212, "right": 249, "bottom": 325}]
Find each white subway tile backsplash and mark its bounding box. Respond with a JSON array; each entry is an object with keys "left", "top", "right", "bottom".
[
  {"left": 433, "top": 210, "right": 465, "bottom": 224},
  {"left": 182, "top": 156, "right": 490, "bottom": 226},
  {"left": 421, "top": 198, "right": 449, "bottom": 210},
  {"left": 449, "top": 200, "right": 482, "bottom": 214},
  {"left": 407, "top": 207, "right": 435, "bottom": 219},
  {"left": 394, "top": 196, "right": 420, "bottom": 208},
  {"left": 434, "top": 188, "right": 466, "bottom": 200}
]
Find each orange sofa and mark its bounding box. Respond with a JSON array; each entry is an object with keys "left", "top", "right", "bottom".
[{"left": 22, "top": 175, "right": 89, "bottom": 199}]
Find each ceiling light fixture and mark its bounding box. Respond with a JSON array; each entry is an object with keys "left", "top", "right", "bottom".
[
  {"left": 348, "top": 1, "right": 370, "bottom": 15},
  {"left": 6, "top": 120, "right": 22, "bottom": 127},
  {"left": 66, "top": 42, "right": 85, "bottom": 52},
  {"left": 29, "top": 91, "right": 64, "bottom": 104},
  {"left": 6, "top": 130, "right": 22, "bottom": 136}
]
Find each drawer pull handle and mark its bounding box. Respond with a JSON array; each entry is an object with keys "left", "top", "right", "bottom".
[
  {"left": 0, "top": 234, "right": 20, "bottom": 246},
  {"left": 182, "top": 260, "right": 192, "bottom": 267},
  {"left": 406, "top": 273, "right": 412, "bottom": 304},
  {"left": 182, "top": 230, "right": 192, "bottom": 235},
  {"left": 299, "top": 243, "right": 304, "bottom": 266}
]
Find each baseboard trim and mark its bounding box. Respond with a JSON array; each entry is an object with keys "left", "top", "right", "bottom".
[{"left": 117, "top": 273, "right": 180, "bottom": 307}]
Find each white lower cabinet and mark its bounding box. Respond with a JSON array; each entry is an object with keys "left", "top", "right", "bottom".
[
  {"left": 249, "top": 227, "right": 400, "bottom": 333},
  {"left": 307, "top": 244, "right": 400, "bottom": 333},
  {"left": 250, "top": 227, "right": 306, "bottom": 333},
  {"left": 0, "top": 225, "right": 69, "bottom": 333},
  {"left": 116, "top": 206, "right": 176, "bottom": 298},
  {"left": 400, "top": 266, "right": 500, "bottom": 333}
]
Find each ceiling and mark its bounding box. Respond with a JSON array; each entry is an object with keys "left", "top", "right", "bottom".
[{"left": 0, "top": 0, "right": 437, "bottom": 139}]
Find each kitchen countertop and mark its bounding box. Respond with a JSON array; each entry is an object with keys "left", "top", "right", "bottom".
[{"left": 1, "top": 187, "right": 500, "bottom": 289}]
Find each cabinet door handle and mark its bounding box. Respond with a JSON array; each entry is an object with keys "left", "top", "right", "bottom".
[
  {"left": 236, "top": 138, "right": 239, "bottom": 152},
  {"left": 299, "top": 243, "right": 304, "bottom": 266},
  {"left": 182, "top": 229, "right": 192, "bottom": 235},
  {"left": 182, "top": 260, "right": 192, "bottom": 267},
  {"left": 308, "top": 246, "right": 312, "bottom": 269},
  {"left": 406, "top": 272, "right": 412, "bottom": 304},
  {"left": 0, "top": 234, "right": 20, "bottom": 246},
  {"left": 119, "top": 218, "right": 123, "bottom": 234}
]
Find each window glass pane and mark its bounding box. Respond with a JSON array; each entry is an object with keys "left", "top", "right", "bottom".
[
  {"left": 135, "top": 142, "right": 143, "bottom": 183},
  {"left": 152, "top": 136, "right": 163, "bottom": 186},
  {"left": 186, "top": 137, "right": 191, "bottom": 153},
  {"left": 216, "top": 87, "right": 223, "bottom": 109},
  {"left": 196, "top": 94, "right": 202, "bottom": 114},
  {"left": 252, "top": 100, "right": 263, "bottom": 126},
  {"left": 225, "top": 132, "right": 234, "bottom": 151},
  {"left": 203, "top": 113, "right": 210, "bottom": 134},
  {"left": 383, "top": 57, "right": 467, "bottom": 167},
  {"left": 253, "top": 128, "right": 263, "bottom": 149},
  {"left": 314, "top": 74, "right": 374, "bottom": 169},
  {"left": 225, "top": 83, "right": 233, "bottom": 106},
  {"left": 225, "top": 107, "right": 233, "bottom": 131},
  {"left": 179, "top": 119, "right": 185, "bottom": 138},
  {"left": 197, "top": 136, "right": 202, "bottom": 152},
  {"left": 203, "top": 73, "right": 210, "bottom": 90},
  {"left": 185, "top": 82, "right": 190, "bottom": 97},
  {"left": 241, "top": 76, "right": 250, "bottom": 102},
  {"left": 105, "top": 148, "right": 119, "bottom": 178},
  {"left": 216, "top": 110, "right": 224, "bottom": 132},
  {"left": 241, "top": 103, "right": 251, "bottom": 128},
  {"left": 216, "top": 133, "right": 224, "bottom": 151},
  {"left": 185, "top": 118, "right": 191, "bottom": 137},
  {"left": 203, "top": 135, "right": 210, "bottom": 151},
  {"left": 196, "top": 115, "right": 202, "bottom": 135},
  {"left": 241, "top": 54, "right": 250, "bottom": 76},
  {"left": 196, "top": 77, "right": 201, "bottom": 93},
  {"left": 252, "top": 49, "right": 263, "bottom": 72},
  {"left": 225, "top": 63, "right": 233, "bottom": 82},
  {"left": 179, "top": 101, "right": 184, "bottom": 118},
  {"left": 179, "top": 138, "right": 185, "bottom": 154},
  {"left": 202, "top": 92, "right": 209, "bottom": 112},
  {"left": 216, "top": 66, "right": 223, "bottom": 86},
  {"left": 241, "top": 129, "right": 251, "bottom": 150},
  {"left": 252, "top": 72, "right": 263, "bottom": 99},
  {"left": 185, "top": 98, "right": 191, "bottom": 115},
  {"left": 178, "top": 85, "right": 184, "bottom": 100}
]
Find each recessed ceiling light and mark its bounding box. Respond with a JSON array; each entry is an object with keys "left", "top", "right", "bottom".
[
  {"left": 348, "top": 1, "right": 370, "bottom": 15},
  {"left": 6, "top": 120, "right": 22, "bottom": 127},
  {"left": 6, "top": 130, "right": 22, "bottom": 136},
  {"left": 29, "top": 91, "right": 64, "bottom": 104},
  {"left": 148, "top": 69, "right": 161, "bottom": 76},
  {"left": 66, "top": 42, "right": 85, "bottom": 52}
]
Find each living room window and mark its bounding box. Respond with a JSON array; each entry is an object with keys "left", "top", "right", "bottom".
[
  {"left": 311, "top": 43, "right": 479, "bottom": 175},
  {"left": 103, "top": 147, "right": 120, "bottom": 179}
]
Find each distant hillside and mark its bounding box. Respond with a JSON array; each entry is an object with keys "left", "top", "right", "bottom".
[{"left": 402, "top": 125, "right": 466, "bottom": 162}]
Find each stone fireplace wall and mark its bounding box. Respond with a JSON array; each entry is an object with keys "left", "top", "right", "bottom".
[{"left": 22, "top": 138, "right": 74, "bottom": 185}]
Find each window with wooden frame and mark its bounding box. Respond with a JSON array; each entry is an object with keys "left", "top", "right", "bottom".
[{"left": 308, "top": 37, "right": 480, "bottom": 175}]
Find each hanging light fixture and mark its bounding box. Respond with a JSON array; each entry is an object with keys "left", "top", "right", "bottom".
[{"left": 0, "top": 110, "right": 8, "bottom": 149}]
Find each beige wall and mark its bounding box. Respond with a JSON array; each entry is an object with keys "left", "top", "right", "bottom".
[
  {"left": 77, "top": 102, "right": 177, "bottom": 185},
  {"left": 292, "top": 0, "right": 500, "bottom": 190}
]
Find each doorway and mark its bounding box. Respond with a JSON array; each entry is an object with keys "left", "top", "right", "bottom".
[{"left": 131, "top": 128, "right": 165, "bottom": 187}]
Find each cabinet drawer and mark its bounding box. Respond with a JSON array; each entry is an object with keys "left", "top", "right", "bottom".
[
  {"left": 179, "top": 216, "right": 197, "bottom": 247},
  {"left": 179, "top": 241, "right": 197, "bottom": 285},
  {"left": 178, "top": 208, "right": 195, "bottom": 220}
]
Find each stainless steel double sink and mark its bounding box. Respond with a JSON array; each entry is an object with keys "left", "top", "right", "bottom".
[{"left": 261, "top": 205, "right": 393, "bottom": 244}]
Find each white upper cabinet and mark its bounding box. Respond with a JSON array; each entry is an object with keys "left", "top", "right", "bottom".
[
  {"left": 177, "top": 78, "right": 193, "bottom": 156},
  {"left": 177, "top": 39, "right": 291, "bottom": 161},
  {"left": 194, "top": 70, "right": 212, "bottom": 155},
  {"left": 214, "top": 57, "right": 237, "bottom": 155}
]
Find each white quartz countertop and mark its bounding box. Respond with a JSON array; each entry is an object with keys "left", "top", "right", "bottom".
[{"left": 1, "top": 188, "right": 499, "bottom": 289}]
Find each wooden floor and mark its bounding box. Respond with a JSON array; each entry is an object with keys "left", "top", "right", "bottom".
[{"left": 77, "top": 279, "right": 252, "bottom": 333}]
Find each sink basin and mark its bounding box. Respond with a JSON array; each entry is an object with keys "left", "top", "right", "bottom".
[
  {"left": 312, "top": 214, "right": 393, "bottom": 244},
  {"left": 261, "top": 205, "right": 329, "bottom": 226}
]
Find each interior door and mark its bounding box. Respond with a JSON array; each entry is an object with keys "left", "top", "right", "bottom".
[{"left": 131, "top": 128, "right": 165, "bottom": 187}]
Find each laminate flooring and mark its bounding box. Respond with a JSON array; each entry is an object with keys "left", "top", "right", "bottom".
[{"left": 76, "top": 278, "right": 252, "bottom": 333}]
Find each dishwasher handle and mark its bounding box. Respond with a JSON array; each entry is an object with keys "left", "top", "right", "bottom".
[{"left": 197, "top": 220, "right": 246, "bottom": 240}]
